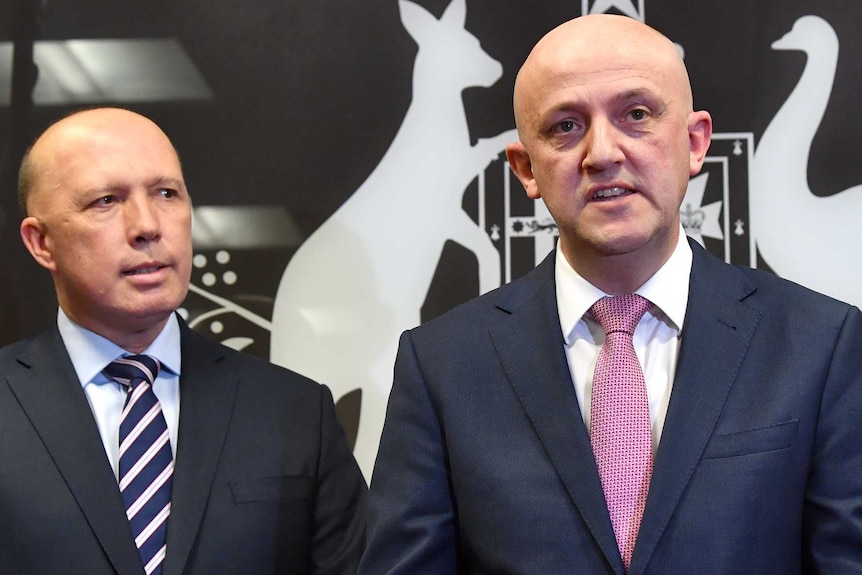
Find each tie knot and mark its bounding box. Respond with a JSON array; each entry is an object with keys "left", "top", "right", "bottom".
[
  {"left": 589, "top": 294, "right": 653, "bottom": 336},
  {"left": 104, "top": 355, "right": 160, "bottom": 389}
]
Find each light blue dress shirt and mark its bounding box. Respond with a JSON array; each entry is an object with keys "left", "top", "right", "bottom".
[{"left": 56, "top": 309, "right": 182, "bottom": 479}]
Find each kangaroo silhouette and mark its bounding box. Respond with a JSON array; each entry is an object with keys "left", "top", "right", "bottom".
[{"left": 270, "top": 0, "right": 518, "bottom": 479}]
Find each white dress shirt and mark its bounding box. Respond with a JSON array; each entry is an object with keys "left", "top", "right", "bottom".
[
  {"left": 555, "top": 228, "right": 692, "bottom": 451},
  {"left": 57, "top": 309, "right": 182, "bottom": 478}
]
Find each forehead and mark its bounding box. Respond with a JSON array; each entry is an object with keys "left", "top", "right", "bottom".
[
  {"left": 516, "top": 20, "right": 689, "bottom": 121},
  {"left": 544, "top": 57, "right": 668, "bottom": 104},
  {"left": 521, "top": 64, "right": 666, "bottom": 136},
  {"left": 39, "top": 117, "right": 183, "bottom": 194}
]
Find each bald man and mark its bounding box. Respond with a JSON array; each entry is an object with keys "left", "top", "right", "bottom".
[
  {"left": 359, "top": 14, "right": 862, "bottom": 574},
  {"left": 1, "top": 108, "right": 366, "bottom": 575}
]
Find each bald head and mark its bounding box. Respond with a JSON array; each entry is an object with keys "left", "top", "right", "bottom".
[
  {"left": 17, "top": 106, "right": 192, "bottom": 351},
  {"left": 18, "top": 108, "right": 179, "bottom": 216},
  {"left": 513, "top": 15, "right": 693, "bottom": 135},
  {"left": 504, "top": 13, "right": 712, "bottom": 294}
]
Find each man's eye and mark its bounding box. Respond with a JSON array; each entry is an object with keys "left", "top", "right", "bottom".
[
  {"left": 93, "top": 195, "right": 116, "bottom": 206},
  {"left": 628, "top": 109, "right": 647, "bottom": 121},
  {"left": 556, "top": 120, "right": 576, "bottom": 133},
  {"left": 159, "top": 188, "right": 177, "bottom": 198}
]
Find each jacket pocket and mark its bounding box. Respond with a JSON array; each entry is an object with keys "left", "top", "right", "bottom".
[
  {"left": 229, "top": 475, "right": 314, "bottom": 504},
  {"left": 702, "top": 419, "right": 799, "bottom": 459}
]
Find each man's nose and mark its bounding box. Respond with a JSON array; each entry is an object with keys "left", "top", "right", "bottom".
[
  {"left": 126, "top": 195, "right": 161, "bottom": 243},
  {"left": 581, "top": 119, "right": 625, "bottom": 171}
]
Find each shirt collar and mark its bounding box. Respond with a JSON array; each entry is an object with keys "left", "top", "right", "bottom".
[
  {"left": 57, "top": 308, "right": 183, "bottom": 387},
  {"left": 556, "top": 227, "right": 692, "bottom": 345}
]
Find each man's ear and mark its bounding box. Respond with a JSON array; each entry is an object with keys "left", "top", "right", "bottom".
[
  {"left": 506, "top": 141, "right": 541, "bottom": 200},
  {"left": 20, "top": 216, "right": 56, "bottom": 271},
  {"left": 688, "top": 110, "right": 713, "bottom": 176}
]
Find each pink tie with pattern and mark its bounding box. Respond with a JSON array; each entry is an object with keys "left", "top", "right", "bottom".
[{"left": 589, "top": 294, "right": 654, "bottom": 572}]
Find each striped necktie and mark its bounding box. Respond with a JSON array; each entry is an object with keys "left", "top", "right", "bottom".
[
  {"left": 588, "top": 294, "right": 654, "bottom": 572},
  {"left": 104, "top": 355, "right": 173, "bottom": 575}
]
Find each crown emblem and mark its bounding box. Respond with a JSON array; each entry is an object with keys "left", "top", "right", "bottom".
[{"left": 681, "top": 202, "right": 705, "bottom": 233}]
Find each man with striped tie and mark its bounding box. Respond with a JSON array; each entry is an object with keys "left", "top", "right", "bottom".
[{"left": 0, "top": 107, "right": 366, "bottom": 574}]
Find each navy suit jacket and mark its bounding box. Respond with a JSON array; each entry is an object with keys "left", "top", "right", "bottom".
[
  {"left": 360, "top": 239, "right": 862, "bottom": 574},
  {"left": 0, "top": 317, "right": 366, "bottom": 574}
]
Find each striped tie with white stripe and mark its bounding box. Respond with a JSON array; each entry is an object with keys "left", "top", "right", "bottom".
[{"left": 105, "top": 355, "right": 172, "bottom": 575}]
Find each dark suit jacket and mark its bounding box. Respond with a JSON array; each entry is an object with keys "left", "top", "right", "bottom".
[
  {"left": 0, "top": 317, "right": 366, "bottom": 574},
  {"left": 359, "top": 239, "right": 862, "bottom": 574}
]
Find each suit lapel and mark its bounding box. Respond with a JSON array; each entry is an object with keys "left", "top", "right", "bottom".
[
  {"left": 4, "top": 329, "right": 143, "bottom": 574},
  {"left": 629, "top": 242, "right": 762, "bottom": 575},
  {"left": 163, "top": 322, "right": 238, "bottom": 575},
  {"left": 488, "top": 255, "right": 624, "bottom": 573}
]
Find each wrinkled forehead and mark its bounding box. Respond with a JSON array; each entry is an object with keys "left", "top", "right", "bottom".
[{"left": 27, "top": 115, "right": 183, "bottom": 209}]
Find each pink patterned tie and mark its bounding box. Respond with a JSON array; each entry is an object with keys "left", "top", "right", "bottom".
[{"left": 589, "top": 294, "right": 654, "bottom": 572}]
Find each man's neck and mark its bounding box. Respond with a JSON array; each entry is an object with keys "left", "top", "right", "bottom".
[
  {"left": 61, "top": 308, "right": 171, "bottom": 354},
  {"left": 560, "top": 237, "right": 678, "bottom": 295}
]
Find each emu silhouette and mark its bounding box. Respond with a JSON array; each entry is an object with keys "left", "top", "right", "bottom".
[{"left": 752, "top": 15, "right": 862, "bottom": 308}]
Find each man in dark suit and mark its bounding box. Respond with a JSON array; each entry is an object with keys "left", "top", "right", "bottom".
[
  {"left": 1, "top": 107, "right": 366, "bottom": 574},
  {"left": 360, "top": 14, "right": 862, "bottom": 574}
]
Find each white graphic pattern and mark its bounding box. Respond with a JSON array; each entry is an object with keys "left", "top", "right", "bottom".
[
  {"left": 752, "top": 15, "right": 862, "bottom": 309},
  {"left": 270, "top": 0, "right": 517, "bottom": 478}
]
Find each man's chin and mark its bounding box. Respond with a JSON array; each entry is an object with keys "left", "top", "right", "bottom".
[
  {"left": 121, "top": 300, "right": 183, "bottom": 330},
  {"left": 592, "top": 234, "right": 653, "bottom": 257}
]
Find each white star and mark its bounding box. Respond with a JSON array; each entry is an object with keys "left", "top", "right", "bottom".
[
  {"left": 681, "top": 173, "right": 724, "bottom": 247},
  {"left": 588, "top": 0, "right": 641, "bottom": 19}
]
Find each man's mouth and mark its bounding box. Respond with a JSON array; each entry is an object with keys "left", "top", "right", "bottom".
[
  {"left": 592, "top": 187, "right": 633, "bottom": 200},
  {"left": 124, "top": 264, "right": 166, "bottom": 276}
]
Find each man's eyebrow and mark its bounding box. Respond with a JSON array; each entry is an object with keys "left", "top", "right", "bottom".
[
  {"left": 544, "top": 85, "right": 663, "bottom": 110},
  {"left": 614, "top": 87, "right": 662, "bottom": 103},
  {"left": 147, "top": 176, "right": 185, "bottom": 189}
]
